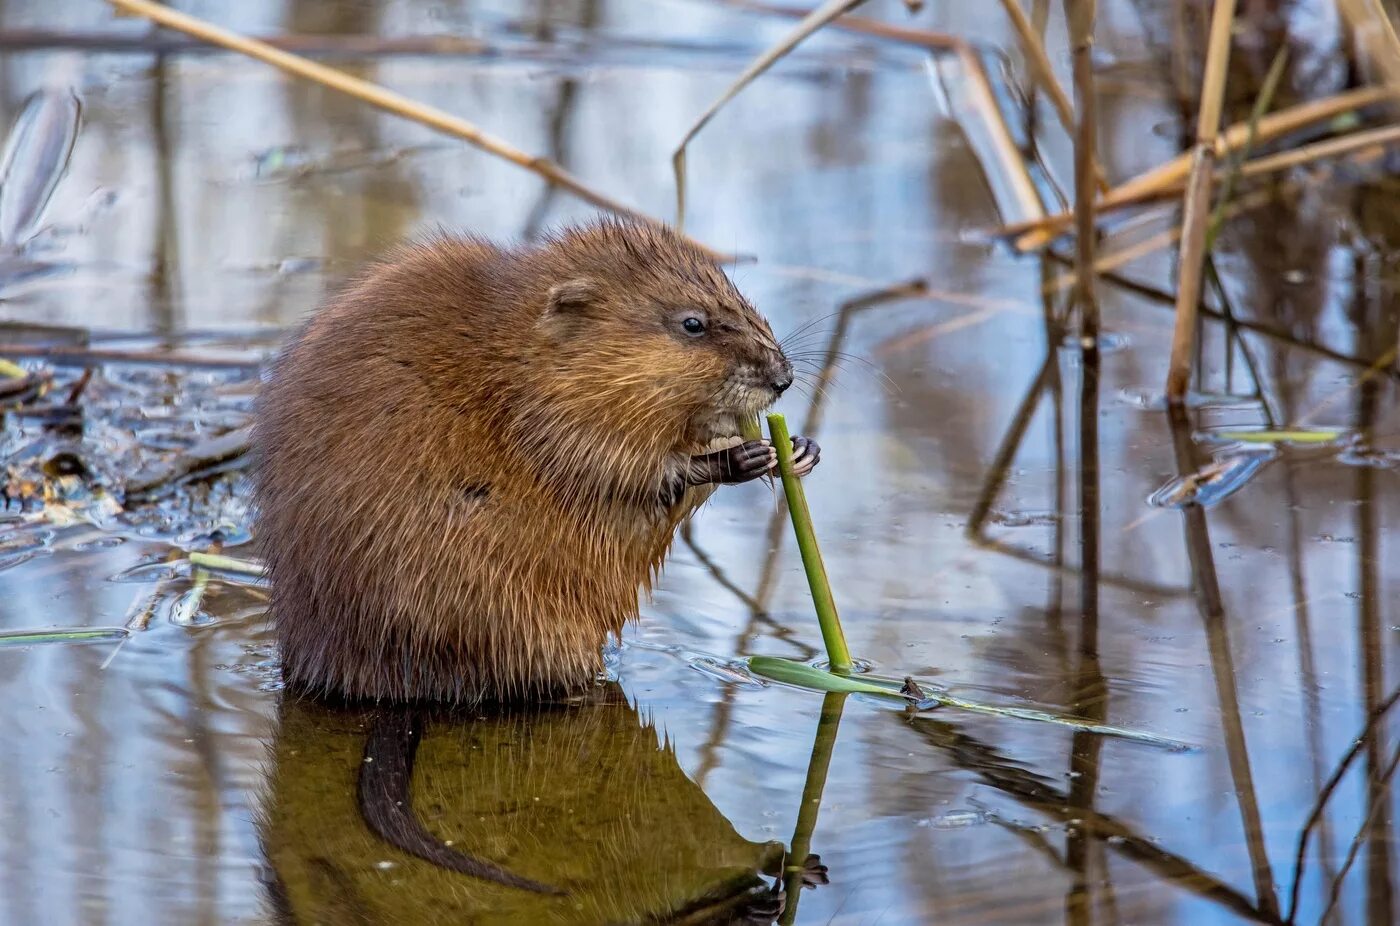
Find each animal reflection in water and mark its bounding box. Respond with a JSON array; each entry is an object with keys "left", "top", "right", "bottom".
[{"left": 258, "top": 685, "right": 827, "bottom": 924}]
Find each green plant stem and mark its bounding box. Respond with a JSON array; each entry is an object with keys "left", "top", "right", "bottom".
[
  {"left": 767, "top": 413, "right": 852, "bottom": 673},
  {"left": 0, "top": 626, "right": 129, "bottom": 647}
]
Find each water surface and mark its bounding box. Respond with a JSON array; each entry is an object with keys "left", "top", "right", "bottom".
[{"left": 2, "top": 1, "right": 1399, "bottom": 923}]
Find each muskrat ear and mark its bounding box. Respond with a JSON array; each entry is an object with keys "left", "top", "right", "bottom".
[{"left": 546, "top": 278, "right": 598, "bottom": 315}]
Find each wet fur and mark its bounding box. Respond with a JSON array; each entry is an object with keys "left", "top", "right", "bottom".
[{"left": 254, "top": 219, "right": 786, "bottom": 702}]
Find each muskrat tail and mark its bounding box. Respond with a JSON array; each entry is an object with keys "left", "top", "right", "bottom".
[{"left": 356, "top": 707, "right": 566, "bottom": 896}]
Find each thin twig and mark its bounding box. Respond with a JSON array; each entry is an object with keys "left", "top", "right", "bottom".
[
  {"left": 674, "top": 0, "right": 868, "bottom": 230},
  {"left": 1285, "top": 684, "right": 1400, "bottom": 921},
  {"left": 1318, "top": 738, "right": 1400, "bottom": 924},
  {"left": 105, "top": 0, "right": 707, "bottom": 251}
]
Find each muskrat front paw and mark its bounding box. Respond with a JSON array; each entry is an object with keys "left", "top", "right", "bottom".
[
  {"left": 788, "top": 436, "right": 821, "bottom": 477},
  {"left": 689, "top": 440, "right": 776, "bottom": 485},
  {"left": 725, "top": 439, "right": 778, "bottom": 483}
]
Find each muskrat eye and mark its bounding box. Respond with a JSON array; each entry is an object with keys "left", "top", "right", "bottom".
[{"left": 682, "top": 316, "right": 706, "bottom": 336}]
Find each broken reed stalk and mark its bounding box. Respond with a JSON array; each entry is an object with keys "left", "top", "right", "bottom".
[
  {"left": 674, "top": 0, "right": 867, "bottom": 231},
  {"left": 1007, "top": 85, "right": 1396, "bottom": 249},
  {"left": 767, "top": 413, "right": 852, "bottom": 674},
  {"left": 104, "top": 0, "right": 710, "bottom": 252},
  {"left": 1165, "top": 0, "right": 1237, "bottom": 405},
  {"left": 1066, "top": 0, "right": 1098, "bottom": 333},
  {"left": 999, "top": 0, "right": 1108, "bottom": 192}
]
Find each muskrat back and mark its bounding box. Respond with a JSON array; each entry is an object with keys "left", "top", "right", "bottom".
[{"left": 253, "top": 219, "right": 819, "bottom": 703}]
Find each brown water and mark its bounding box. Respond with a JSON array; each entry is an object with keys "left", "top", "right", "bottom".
[{"left": 2, "top": 1, "right": 1399, "bottom": 923}]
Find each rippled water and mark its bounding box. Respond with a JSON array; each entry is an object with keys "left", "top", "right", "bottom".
[{"left": 3, "top": 1, "right": 1400, "bottom": 923}]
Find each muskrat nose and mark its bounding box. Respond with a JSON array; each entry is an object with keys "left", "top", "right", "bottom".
[{"left": 771, "top": 360, "right": 794, "bottom": 395}]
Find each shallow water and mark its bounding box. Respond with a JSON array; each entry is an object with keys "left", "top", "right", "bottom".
[{"left": 3, "top": 1, "right": 1400, "bottom": 923}]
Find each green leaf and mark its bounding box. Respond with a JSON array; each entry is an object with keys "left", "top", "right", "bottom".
[
  {"left": 0, "top": 626, "right": 129, "bottom": 648},
  {"left": 746, "top": 656, "right": 1192, "bottom": 750},
  {"left": 747, "top": 656, "right": 911, "bottom": 700},
  {"left": 1204, "top": 428, "right": 1345, "bottom": 445}
]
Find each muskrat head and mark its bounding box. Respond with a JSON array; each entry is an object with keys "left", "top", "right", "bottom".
[{"left": 538, "top": 221, "right": 793, "bottom": 440}]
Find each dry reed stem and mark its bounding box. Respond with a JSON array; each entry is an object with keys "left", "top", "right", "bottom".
[
  {"left": 1007, "top": 85, "right": 1394, "bottom": 249},
  {"left": 1165, "top": 148, "right": 1217, "bottom": 400},
  {"left": 729, "top": 0, "right": 1044, "bottom": 223},
  {"left": 105, "top": 0, "right": 709, "bottom": 251},
  {"left": 1192, "top": 0, "right": 1236, "bottom": 143},
  {"left": 996, "top": 117, "right": 1400, "bottom": 243},
  {"left": 1066, "top": 0, "right": 1099, "bottom": 332},
  {"left": 1044, "top": 186, "right": 1274, "bottom": 294},
  {"left": 674, "top": 0, "right": 867, "bottom": 230},
  {"left": 1237, "top": 122, "right": 1400, "bottom": 176},
  {"left": 1000, "top": 0, "right": 1109, "bottom": 192},
  {"left": 1165, "top": 0, "right": 1238, "bottom": 404}
]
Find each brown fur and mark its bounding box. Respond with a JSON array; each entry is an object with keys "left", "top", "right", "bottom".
[{"left": 253, "top": 219, "right": 789, "bottom": 703}]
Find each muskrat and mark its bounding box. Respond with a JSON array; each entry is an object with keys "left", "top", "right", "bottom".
[{"left": 253, "top": 219, "right": 819, "bottom": 703}]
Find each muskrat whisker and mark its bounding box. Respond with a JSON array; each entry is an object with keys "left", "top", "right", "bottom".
[
  {"left": 778, "top": 332, "right": 838, "bottom": 355},
  {"left": 778, "top": 312, "right": 841, "bottom": 349},
  {"left": 792, "top": 376, "right": 833, "bottom": 405}
]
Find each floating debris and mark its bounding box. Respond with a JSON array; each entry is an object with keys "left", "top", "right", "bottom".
[
  {"left": 123, "top": 426, "right": 252, "bottom": 502},
  {"left": 918, "top": 809, "right": 988, "bottom": 829},
  {"left": 0, "top": 88, "right": 80, "bottom": 249},
  {"left": 688, "top": 655, "right": 764, "bottom": 688},
  {"left": 169, "top": 570, "right": 212, "bottom": 626},
  {"left": 988, "top": 509, "right": 1058, "bottom": 528},
  {"left": 1337, "top": 443, "right": 1400, "bottom": 469},
  {"left": 1117, "top": 387, "right": 1258, "bottom": 411},
  {"left": 109, "top": 557, "right": 184, "bottom": 584},
  {"left": 1147, "top": 451, "right": 1275, "bottom": 510},
  {"left": 1062, "top": 331, "right": 1130, "bottom": 353},
  {"left": 244, "top": 141, "right": 446, "bottom": 183}
]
